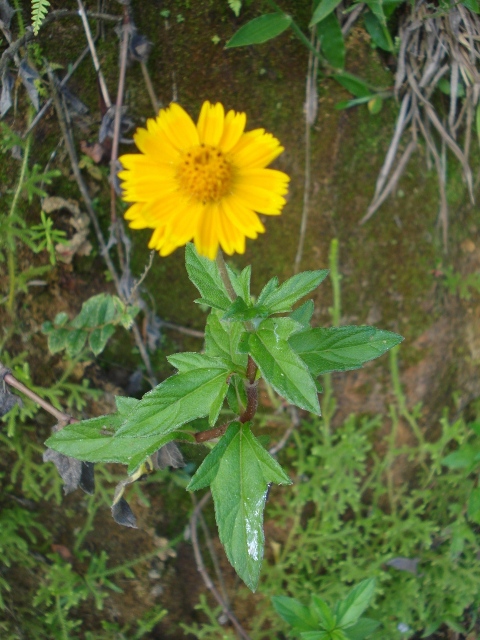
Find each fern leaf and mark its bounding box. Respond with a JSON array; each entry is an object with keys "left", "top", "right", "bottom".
[{"left": 31, "top": 0, "right": 51, "bottom": 36}]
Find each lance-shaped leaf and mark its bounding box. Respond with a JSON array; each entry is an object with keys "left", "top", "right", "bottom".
[
  {"left": 256, "top": 270, "right": 328, "bottom": 314},
  {"left": 310, "top": 0, "right": 342, "bottom": 26},
  {"left": 226, "top": 13, "right": 292, "bottom": 48},
  {"left": 226, "top": 264, "right": 251, "bottom": 302},
  {"left": 188, "top": 422, "right": 291, "bottom": 590},
  {"left": 205, "top": 310, "right": 248, "bottom": 371},
  {"left": 185, "top": 243, "right": 231, "bottom": 310},
  {"left": 247, "top": 318, "right": 320, "bottom": 414},
  {"left": 289, "top": 326, "right": 403, "bottom": 376},
  {"left": 115, "top": 356, "right": 230, "bottom": 438},
  {"left": 47, "top": 360, "right": 230, "bottom": 472}
]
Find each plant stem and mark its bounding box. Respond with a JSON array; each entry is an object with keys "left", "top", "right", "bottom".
[
  {"left": 0, "top": 362, "right": 76, "bottom": 424},
  {"left": 215, "top": 250, "right": 237, "bottom": 301},
  {"left": 6, "top": 134, "right": 31, "bottom": 315}
]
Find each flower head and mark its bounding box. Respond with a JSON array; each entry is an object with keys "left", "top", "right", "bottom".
[{"left": 119, "top": 101, "right": 290, "bottom": 260}]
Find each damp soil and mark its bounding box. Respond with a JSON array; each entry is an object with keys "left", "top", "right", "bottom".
[{"left": 1, "top": 0, "right": 480, "bottom": 638}]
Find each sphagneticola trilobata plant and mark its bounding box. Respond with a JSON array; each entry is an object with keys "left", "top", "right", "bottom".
[{"left": 46, "top": 244, "right": 403, "bottom": 591}]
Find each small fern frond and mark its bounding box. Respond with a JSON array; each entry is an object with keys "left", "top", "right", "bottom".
[{"left": 31, "top": 0, "right": 51, "bottom": 36}]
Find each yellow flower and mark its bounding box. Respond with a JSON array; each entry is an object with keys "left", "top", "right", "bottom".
[{"left": 119, "top": 101, "right": 290, "bottom": 260}]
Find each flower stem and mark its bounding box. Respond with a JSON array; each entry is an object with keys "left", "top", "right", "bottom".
[{"left": 215, "top": 250, "right": 237, "bottom": 301}]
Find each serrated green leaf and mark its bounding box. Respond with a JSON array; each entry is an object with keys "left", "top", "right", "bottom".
[
  {"left": 289, "top": 326, "right": 403, "bottom": 376},
  {"left": 344, "top": 618, "right": 380, "bottom": 640},
  {"left": 225, "top": 13, "right": 292, "bottom": 48},
  {"left": 185, "top": 243, "right": 231, "bottom": 310},
  {"left": 54, "top": 312, "right": 69, "bottom": 326},
  {"left": 337, "top": 579, "right": 376, "bottom": 629},
  {"left": 89, "top": 324, "right": 116, "bottom": 355},
  {"left": 226, "top": 264, "right": 251, "bottom": 302},
  {"left": 208, "top": 380, "right": 229, "bottom": 426},
  {"left": 311, "top": 595, "right": 337, "bottom": 630},
  {"left": 189, "top": 422, "right": 290, "bottom": 590},
  {"left": 364, "top": 11, "right": 392, "bottom": 51},
  {"left": 223, "top": 296, "right": 270, "bottom": 322},
  {"left": 205, "top": 310, "right": 248, "bottom": 371},
  {"left": 47, "top": 328, "right": 70, "bottom": 353},
  {"left": 115, "top": 365, "right": 230, "bottom": 439},
  {"left": 257, "top": 270, "right": 328, "bottom": 314},
  {"left": 310, "top": 0, "right": 342, "bottom": 26},
  {"left": 65, "top": 329, "right": 88, "bottom": 357},
  {"left": 115, "top": 396, "right": 139, "bottom": 414},
  {"left": 272, "top": 596, "right": 319, "bottom": 632},
  {"left": 317, "top": 12, "right": 345, "bottom": 69},
  {"left": 300, "top": 631, "right": 330, "bottom": 640},
  {"left": 290, "top": 300, "right": 315, "bottom": 329},
  {"left": 248, "top": 318, "right": 320, "bottom": 414},
  {"left": 71, "top": 294, "right": 121, "bottom": 329},
  {"left": 167, "top": 352, "right": 226, "bottom": 373},
  {"left": 256, "top": 276, "right": 279, "bottom": 305},
  {"left": 226, "top": 374, "right": 247, "bottom": 414}
]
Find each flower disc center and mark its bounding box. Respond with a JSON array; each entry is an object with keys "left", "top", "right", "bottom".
[{"left": 177, "top": 144, "right": 233, "bottom": 203}]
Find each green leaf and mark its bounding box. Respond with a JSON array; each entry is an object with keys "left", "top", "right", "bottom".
[
  {"left": 461, "top": 0, "right": 479, "bottom": 12},
  {"left": 333, "top": 72, "right": 372, "bottom": 98},
  {"left": 289, "top": 326, "right": 403, "bottom": 376},
  {"left": 248, "top": 318, "right": 320, "bottom": 414},
  {"left": 365, "top": 0, "right": 386, "bottom": 26},
  {"left": 205, "top": 310, "right": 248, "bottom": 371},
  {"left": 189, "top": 422, "right": 291, "bottom": 590},
  {"left": 368, "top": 96, "right": 383, "bottom": 115},
  {"left": 272, "top": 596, "right": 319, "bottom": 632},
  {"left": 256, "top": 270, "right": 328, "bottom": 314},
  {"left": 54, "top": 312, "right": 69, "bottom": 326},
  {"left": 185, "top": 243, "right": 231, "bottom": 310},
  {"left": 442, "top": 446, "right": 478, "bottom": 469},
  {"left": 311, "top": 595, "right": 337, "bottom": 630},
  {"left": 301, "top": 631, "right": 330, "bottom": 640},
  {"left": 47, "top": 328, "right": 70, "bottom": 353},
  {"left": 310, "top": 0, "right": 342, "bottom": 26},
  {"left": 336, "top": 579, "right": 376, "bottom": 629},
  {"left": 467, "top": 487, "right": 480, "bottom": 524},
  {"left": 89, "top": 325, "right": 116, "bottom": 355},
  {"left": 223, "top": 296, "right": 269, "bottom": 323},
  {"left": 115, "top": 362, "right": 230, "bottom": 439},
  {"left": 226, "top": 264, "right": 251, "bottom": 302},
  {"left": 317, "top": 12, "right": 345, "bottom": 69},
  {"left": 344, "top": 618, "right": 380, "bottom": 640},
  {"left": 364, "top": 11, "right": 393, "bottom": 51},
  {"left": 115, "top": 396, "right": 139, "bottom": 414},
  {"left": 335, "top": 96, "right": 377, "bottom": 111},
  {"left": 71, "top": 294, "right": 122, "bottom": 329},
  {"left": 290, "top": 300, "right": 315, "bottom": 329},
  {"left": 225, "top": 13, "right": 292, "bottom": 48},
  {"left": 65, "top": 329, "right": 88, "bottom": 357},
  {"left": 167, "top": 352, "right": 225, "bottom": 373}
]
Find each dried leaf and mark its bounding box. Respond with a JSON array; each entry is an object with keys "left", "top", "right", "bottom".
[
  {"left": 0, "top": 0, "right": 15, "bottom": 28},
  {"left": 153, "top": 441, "right": 185, "bottom": 470},
  {"left": 0, "top": 387, "right": 21, "bottom": 416},
  {"left": 112, "top": 497, "right": 138, "bottom": 528},
  {"left": 79, "top": 461, "right": 95, "bottom": 494},
  {"left": 0, "top": 70, "right": 13, "bottom": 118},
  {"left": 129, "top": 31, "right": 153, "bottom": 63},
  {"left": 43, "top": 447, "right": 83, "bottom": 495},
  {"left": 385, "top": 557, "right": 419, "bottom": 574},
  {"left": 19, "top": 60, "right": 40, "bottom": 111}
]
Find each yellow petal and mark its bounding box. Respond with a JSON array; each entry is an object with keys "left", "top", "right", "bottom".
[
  {"left": 148, "top": 226, "right": 168, "bottom": 249},
  {"left": 236, "top": 167, "right": 289, "bottom": 195},
  {"left": 222, "top": 196, "right": 264, "bottom": 238},
  {"left": 194, "top": 203, "right": 220, "bottom": 260},
  {"left": 218, "top": 203, "right": 246, "bottom": 255},
  {"left": 231, "top": 183, "right": 286, "bottom": 215},
  {"left": 157, "top": 103, "right": 200, "bottom": 151},
  {"left": 197, "top": 102, "right": 225, "bottom": 147},
  {"left": 125, "top": 203, "right": 150, "bottom": 229},
  {"left": 231, "top": 130, "right": 284, "bottom": 169},
  {"left": 133, "top": 122, "right": 179, "bottom": 162},
  {"left": 219, "top": 110, "right": 247, "bottom": 153},
  {"left": 140, "top": 190, "right": 188, "bottom": 227}
]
